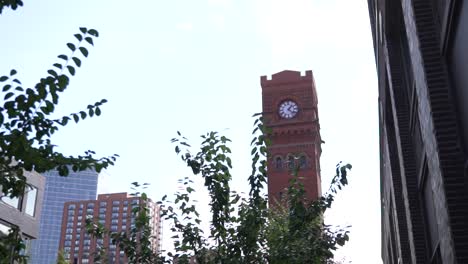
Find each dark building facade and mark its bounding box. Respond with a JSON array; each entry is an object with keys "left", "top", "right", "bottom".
[
  {"left": 261, "top": 70, "right": 322, "bottom": 205},
  {"left": 367, "top": 0, "right": 468, "bottom": 263},
  {"left": 58, "top": 193, "right": 161, "bottom": 264},
  {"left": 31, "top": 170, "right": 98, "bottom": 264}
]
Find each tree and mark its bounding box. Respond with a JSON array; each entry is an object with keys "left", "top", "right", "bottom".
[
  {"left": 56, "top": 250, "right": 68, "bottom": 264},
  {"left": 0, "top": 226, "right": 27, "bottom": 264},
  {"left": 0, "top": 27, "right": 118, "bottom": 262},
  {"left": 92, "top": 115, "right": 351, "bottom": 263},
  {"left": 163, "top": 115, "right": 351, "bottom": 263},
  {"left": 0, "top": 0, "right": 23, "bottom": 14}
]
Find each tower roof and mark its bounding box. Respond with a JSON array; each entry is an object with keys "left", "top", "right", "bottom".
[{"left": 260, "top": 70, "right": 314, "bottom": 87}]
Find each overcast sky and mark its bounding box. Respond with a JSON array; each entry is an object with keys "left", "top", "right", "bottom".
[{"left": 0, "top": 0, "right": 380, "bottom": 262}]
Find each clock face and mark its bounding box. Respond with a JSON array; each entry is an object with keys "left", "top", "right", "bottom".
[{"left": 278, "top": 100, "right": 299, "bottom": 119}]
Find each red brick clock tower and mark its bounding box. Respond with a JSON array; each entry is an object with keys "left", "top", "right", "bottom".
[{"left": 261, "top": 70, "right": 322, "bottom": 205}]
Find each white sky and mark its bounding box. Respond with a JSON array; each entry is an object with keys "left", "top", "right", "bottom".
[{"left": 0, "top": 0, "right": 380, "bottom": 262}]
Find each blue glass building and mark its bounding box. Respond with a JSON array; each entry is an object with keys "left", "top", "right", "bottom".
[{"left": 30, "top": 170, "right": 98, "bottom": 264}]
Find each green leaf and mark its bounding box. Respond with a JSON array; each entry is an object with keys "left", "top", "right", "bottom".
[
  {"left": 74, "top": 33, "right": 83, "bottom": 41},
  {"left": 80, "top": 111, "right": 87, "bottom": 119},
  {"left": 84, "top": 37, "right": 94, "bottom": 45},
  {"left": 73, "top": 114, "right": 79, "bottom": 123},
  {"left": 53, "top": 63, "right": 62, "bottom": 69},
  {"left": 58, "top": 54, "right": 68, "bottom": 60},
  {"left": 46, "top": 100, "right": 54, "bottom": 112},
  {"left": 79, "top": 47, "right": 89, "bottom": 57},
  {"left": 88, "top": 29, "right": 99, "bottom": 37},
  {"left": 79, "top": 27, "right": 87, "bottom": 34},
  {"left": 10, "top": 69, "right": 17, "bottom": 76},
  {"left": 0, "top": 76, "right": 8, "bottom": 82},
  {"left": 4, "top": 92, "right": 14, "bottom": 100},
  {"left": 67, "top": 43, "right": 76, "bottom": 51},
  {"left": 95, "top": 107, "right": 101, "bottom": 116},
  {"left": 88, "top": 108, "right": 94, "bottom": 117},
  {"left": 48, "top": 69, "right": 58, "bottom": 77},
  {"left": 2, "top": 84, "right": 12, "bottom": 92},
  {"left": 72, "top": 57, "right": 81, "bottom": 67},
  {"left": 67, "top": 66, "right": 75, "bottom": 76},
  {"left": 57, "top": 75, "right": 69, "bottom": 89},
  {"left": 12, "top": 79, "right": 21, "bottom": 84}
]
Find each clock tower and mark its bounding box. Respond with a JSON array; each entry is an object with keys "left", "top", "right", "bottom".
[{"left": 261, "top": 70, "right": 322, "bottom": 205}]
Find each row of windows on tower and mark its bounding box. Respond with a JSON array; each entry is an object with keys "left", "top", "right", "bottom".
[{"left": 274, "top": 155, "right": 308, "bottom": 170}]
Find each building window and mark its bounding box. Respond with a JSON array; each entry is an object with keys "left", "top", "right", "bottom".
[
  {"left": 299, "top": 155, "right": 307, "bottom": 169},
  {"left": 288, "top": 156, "right": 295, "bottom": 169},
  {"left": 0, "top": 221, "right": 12, "bottom": 237},
  {"left": 275, "top": 157, "right": 282, "bottom": 169},
  {"left": 1, "top": 192, "right": 21, "bottom": 209},
  {"left": 23, "top": 185, "right": 37, "bottom": 216}
]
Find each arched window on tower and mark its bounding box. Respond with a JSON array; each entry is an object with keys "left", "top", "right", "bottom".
[
  {"left": 299, "top": 155, "right": 307, "bottom": 169},
  {"left": 275, "top": 157, "right": 282, "bottom": 170},
  {"left": 288, "top": 155, "right": 295, "bottom": 170}
]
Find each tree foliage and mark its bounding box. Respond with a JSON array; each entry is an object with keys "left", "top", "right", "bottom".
[
  {"left": 0, "top": 28, "right": 118, "bottom": 262},
  {"left": 92, "top": 115, "right": 351, "bottom": 263},
  {"left": 0, "top": 226, "right": 27, "bottom": 263},
  {"left": 56, "top": 250, "right": 68, "bottom": 264},
  {"left": 0, "top": 0, "right": 23, "bottom": 14}
]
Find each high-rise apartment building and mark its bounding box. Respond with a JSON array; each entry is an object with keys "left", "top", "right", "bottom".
[
  {"left": 367, "top": 0, "right": 468, "bottom": 263},
  {"left": 261, "top": 70, "right": 322, "bottom": 204},
  {"left": 58, "top": 193, "right": 161, "bottom": 264},
  {"left": 31, "top": 170, "right": 98, "bottom": 264}
]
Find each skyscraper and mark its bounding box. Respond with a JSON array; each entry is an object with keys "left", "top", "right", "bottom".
[
  {"left": 30, "top": 170, "right": 98, "bottom": 264},
  {"left": 58, "top": 193, "right": 162, "bottom": 264},
  {"left": 261, "top": 70, "right": 322, "bottom": 205},
  {"left": 367, "top": 0, "right": 468, "bottom": 263}
]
